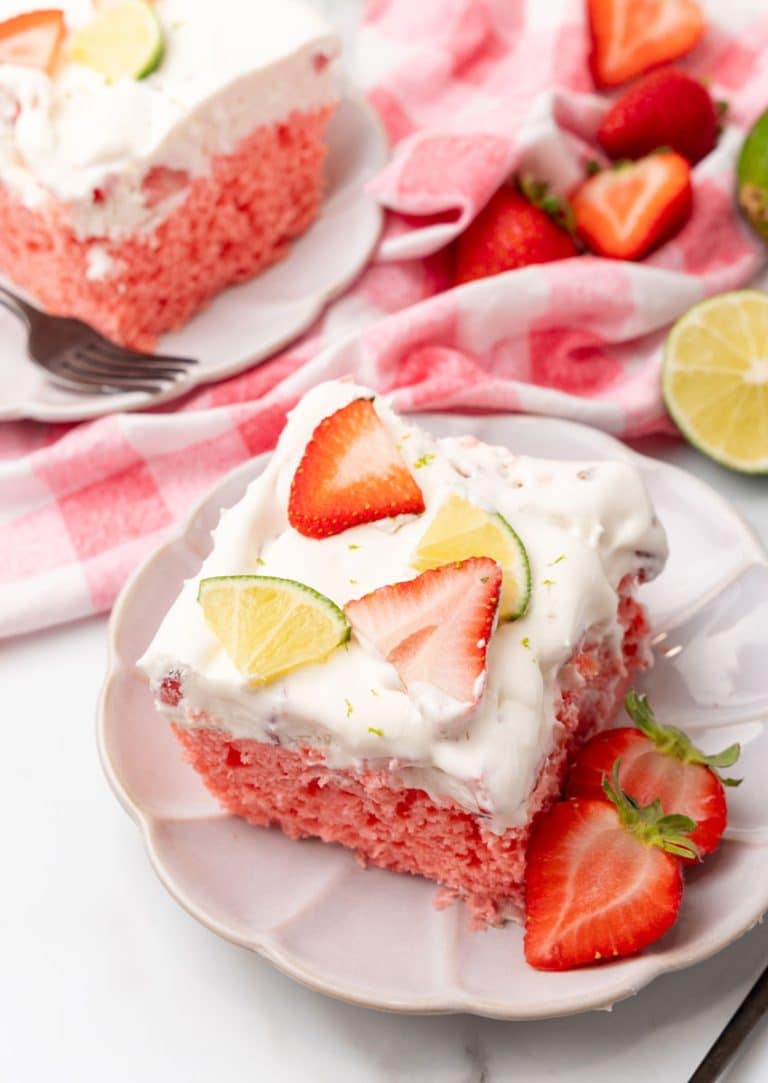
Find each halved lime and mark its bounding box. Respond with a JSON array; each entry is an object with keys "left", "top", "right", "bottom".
[
  {"left": 69, "top": 0, "right": 164, "bottom": 82},
  {"left": 411, "top": 493, "right": 531, "bottom": 619},
  {"left": 198, "top": 575, "right": 350, "bottom": 684},
  {"left": 662, "top": 290, "right": 768, "bottom": 473}
]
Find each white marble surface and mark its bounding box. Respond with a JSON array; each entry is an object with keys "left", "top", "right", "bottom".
[{"left": 3, "top": 3, "right": 768, "bottom": 1081}]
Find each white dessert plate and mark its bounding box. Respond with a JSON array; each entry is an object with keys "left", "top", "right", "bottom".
[
  {"left": 0, "top": 91, "right": 386, "bottom": 423},
  {"left": 98, "top": 414, "right": 768, "bottom": 1020}
]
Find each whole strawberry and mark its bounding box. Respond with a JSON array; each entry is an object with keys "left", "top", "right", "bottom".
[
  {"left": 525, "top": 761, "right": 697, "bottom": 970},
  {"left": 567, "top": 691, "right": 740, "bottom": 861},
  {"left": 598, "top": 68, "right": 720, "bottom": 165},
  {"left": 454, "top": 182, "right": 578, "bottom": 286}
]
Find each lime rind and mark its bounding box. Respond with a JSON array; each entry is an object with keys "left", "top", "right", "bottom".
[
  {"left": 69, "top": 0, "right": 165, "bottom": 82},
  {"left": 662, "top": 289, "right": 768, "bottom": 475},
  {"left": 737, "top": 110, "right": 768, "bottom": 242},
  {"left": 198, "top": 574, "right": 350, "bottom": 684},
  {"left": 495, "top": 512, "right": 532, "bottom": 620}
]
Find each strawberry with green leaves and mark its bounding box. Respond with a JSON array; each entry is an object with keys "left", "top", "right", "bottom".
[
  {"left": 567, "top": 691, "right": 740, "bottom": 861},
  {"left": 525, "top": 761, "right": 697, "bottom": 970},
  {"left": 454, "top": 179, "right": 578, "bottom": 286}
]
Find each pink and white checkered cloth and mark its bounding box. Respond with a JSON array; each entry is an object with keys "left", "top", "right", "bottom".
[{"left": 2, "top": 0, "right": 768, "bottom": 637}]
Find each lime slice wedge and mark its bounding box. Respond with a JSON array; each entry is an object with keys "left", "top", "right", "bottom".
[
  {"left": 662, "top": 290, "right": 768, "bottom": 473},
  {"left": 411, "top": 493, "right": 531, "bottom": 620},
  {"left": 198, "top": 575, "right": 350, "bottom": 684},
  {"left": 69, "top": 0, "right": 164, "bottom": 81}
]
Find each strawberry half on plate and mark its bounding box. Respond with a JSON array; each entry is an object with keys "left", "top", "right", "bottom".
[
  {"left": 345, "top": 557, "right": 502, "bottom": 734},
  {"left": 567, "top": 691, "right": 741, "bottom": 861},
  {"left": 525, "top": 761, "right": 697, "bottom": 970},
  {"left": 288, "top": 398, "right": 426, "bottom": 539}
]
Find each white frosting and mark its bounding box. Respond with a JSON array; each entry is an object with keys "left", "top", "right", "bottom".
[
  {"left": 139, "top": 381, "right": 668, "bottom": 831},
  {"left": 0, "top": 0, "right": 339, "bottom": 238}
]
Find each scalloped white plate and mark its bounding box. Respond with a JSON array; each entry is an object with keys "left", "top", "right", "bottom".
[
  {"left": 0, "top": 91, "right": 386, "bottom": 423},
  {"left": 98, "top": 414, "right": 768, "bottom": 1019}
]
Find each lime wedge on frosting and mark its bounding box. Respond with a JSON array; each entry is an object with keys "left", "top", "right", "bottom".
[
  {"left": 412, "top": 493, "right": 532, "bottom": 620},
  {"left": 198, "top": 575, "right": 350, "bottom": 685},
  {"left": 69, "top": 0, "right": 165, "bottom": 81}
]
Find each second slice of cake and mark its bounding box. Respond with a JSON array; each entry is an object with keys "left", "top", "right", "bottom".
[
  {"left": 0, "top": 0, "right": 339, "bottom": 347},
  {"left": 140, "top": 381, "right": 668, "bottom": 924}
]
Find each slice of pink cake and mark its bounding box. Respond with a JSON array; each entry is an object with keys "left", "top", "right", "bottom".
[
  {"left": 140, "top": 381, "right": 668, "bottom": 924},
  {"left": 0, "top": 1, "right": 339, "bottom": 348}
]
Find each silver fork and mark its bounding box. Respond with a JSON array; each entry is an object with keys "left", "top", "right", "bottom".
[{"left": 0, "top": 284, "right": 198, "bottom": 396}]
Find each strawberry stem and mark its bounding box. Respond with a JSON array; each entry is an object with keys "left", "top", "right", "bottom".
[
  {"left": 624, "top": 691, "right": 741, "bottom": 786},
  {"left": 602, "top": 760, "right": 700, "bottom": 861},
  {"left": 518, "top": 174, "right": 577, "bottom": 236}
]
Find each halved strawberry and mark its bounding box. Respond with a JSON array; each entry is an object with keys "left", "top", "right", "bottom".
[
  {"left": 566, "top": 691, "right": 740, "bottom": 861},
  {"left": 597, "top": 68, "right": 719, "bottom": 165},
  {"left": 525, "top": 762, "right": 697, "bottom": 970},
  {"left": 288, "top": 398, "right": 425, "bottom": 539},
  {"left": 0, "top": 10, "right": 65, "bottom": 74},
  {"left": 572, "top": 151, "right": 692, "bottom": 261},
  {"left": 587, "top": 0, "right": 706, "bottom": 88},
  {"left": 344, "top": 557, "right": 501, "bottom": 722}
]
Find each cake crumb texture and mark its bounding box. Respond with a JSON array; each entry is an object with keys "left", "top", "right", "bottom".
[{"left": 0, "top": 104, "right": 334, "bottom": 348}]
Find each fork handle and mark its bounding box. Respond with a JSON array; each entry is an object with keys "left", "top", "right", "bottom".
[{"left": 0, "top": 284, "right": 35, "bottom": 326}]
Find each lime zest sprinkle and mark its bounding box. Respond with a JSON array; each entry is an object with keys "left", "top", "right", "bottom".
[
  {"left": 413, "top": 453, "right": 436, "bottom": 469},
  {"left": 370, "top": 688, "right": 379, "bottom": 697},
  {"left": 348, "top": 544, "right": 361, "bottom": 550},
  {"left": 368, "top": 726, "right": 384, "bottom": 737},
  {"left": 254, "top": 557, "right": 266, "bottom": 566},
  {"left": 521, "top": 637, "right": 530, "bottom": 649},
  {"left": 542, "top": 578, "right": 555, "bottom": 587},
  {"left": 344, "top": 698, "right": 353, "bottom": 718},
  {"left": 548, "top": 554, "right": 566, "bottom": 566},
  {"left": 349, "top": 578, "right": 358, "bottom": 585}
]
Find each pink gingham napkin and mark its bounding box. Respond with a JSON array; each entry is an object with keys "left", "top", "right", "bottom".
[{"left": 2, "top": 0, "right": 768, "bottom": 638}]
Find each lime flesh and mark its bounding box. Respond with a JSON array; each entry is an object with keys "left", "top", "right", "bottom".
[
  {"left": 198, "top": 575, "right": 350, "bottom": 684},
  {"left": 412, "top": 493, "right": 531, "bottom": 619},
  {"left": 69, "top": 0, "right": 165, "bottom": 81},
  {"left": 662, "top": 290, "right": 768, "bottom": 473}
]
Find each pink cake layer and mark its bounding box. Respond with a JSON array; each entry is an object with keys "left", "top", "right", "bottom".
[
  {"left": 168, "top": 584, "right": 652, "bottom": 924},
  {"left": 0, "top": 104, "right": 334, "bottom": 349}
]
